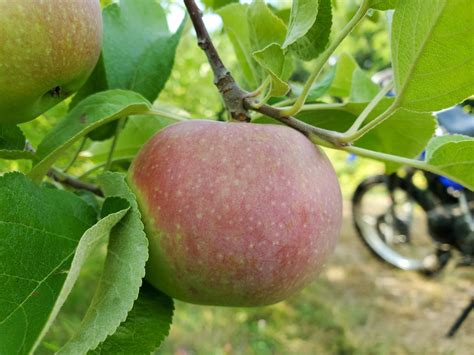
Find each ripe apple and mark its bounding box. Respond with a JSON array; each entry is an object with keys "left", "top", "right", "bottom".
[
  {"left": 128, "top": 121, "right": 342, "bottom": 306},
  {"left": 0, "top": 0, "right": 102, "bottom": 124}
]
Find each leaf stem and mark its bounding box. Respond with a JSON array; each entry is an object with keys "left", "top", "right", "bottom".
[
  {"left": 253, "top": 85, "right": 274, "bottom": 109},
  {"left": 63, "top": 137, "right": 87, "bottom": 173},
  {"left": 341, "top": 103, "right": 398, "bottom": 143},
  {"left": 281, "top": 0, "right": 370, "bottom": 116},
  {"left": 247, "top": 76, "right": 271, "bottom": 98},
  {"left": 251, "top": 102, "right": 346, "bottom": 121},
  {"left": 341, "top": 145, "right": 464, "bottom": 185},
  {"left": 344, "top": 80, "right": 394, "bottom": 136},
  {"left": 272, "top": 97, "right": 296, "bottom": 108},
  {"left": 104, "top": 118, "right": 126, "bottom": 172},
  {"left": 282, "top": 102, "right": 347, "bottom": 111}
]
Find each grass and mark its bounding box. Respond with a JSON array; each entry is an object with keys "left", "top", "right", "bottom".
[{"left": 158, "top": 281, "right": 376, "bottom": 355}]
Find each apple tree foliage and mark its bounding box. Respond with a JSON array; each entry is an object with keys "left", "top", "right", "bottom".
[{"left": 0, "top": 0, "right": 473, "bottom": 353}]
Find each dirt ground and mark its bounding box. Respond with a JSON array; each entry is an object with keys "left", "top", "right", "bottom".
[{"left": 321, "top": 203, "right": 474, "bottom": 354}]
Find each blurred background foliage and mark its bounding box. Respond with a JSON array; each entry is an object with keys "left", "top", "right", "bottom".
[{"left": 8, "top": 1, "right": 469, "bottom": 354}]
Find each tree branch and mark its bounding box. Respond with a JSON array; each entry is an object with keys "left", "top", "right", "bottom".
[
  {"left": 48, "top": 168, "right": 104, "bottom": 197},
  {"left": 245, "top": 100, "right": 346, "bottom": 147},
  {"left": 26, "top": 141, "right": 103, "bottom": 196},
  {"left": 183, "top": 0, "right": 250, "bottom": 121},
  {"left": 183, "top": 0, "right": 346, "bottom": 148}
]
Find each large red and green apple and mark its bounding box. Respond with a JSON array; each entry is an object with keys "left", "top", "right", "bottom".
[
  {"left": 0, "top": 0, "right": 102, "bottom": 124},
  {"left": 128, "top": 120, "right": 342, "bottom": 306}
]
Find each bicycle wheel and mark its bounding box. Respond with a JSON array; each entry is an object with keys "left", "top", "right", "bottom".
[{"left": 352, "top": 175, "right": 443, "bottom": 272}]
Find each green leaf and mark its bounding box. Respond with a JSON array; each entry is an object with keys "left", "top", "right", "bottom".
[
  {"left": 29, "top": 90, "right": 151, "bottom": 181},
  {"left": 91, "top": 283, "right": 173, "bottom": 354},
  {"left": 289, "top": 0, "right": 333, "bottom": 61},
  {"left": 75, "top": 190, "right": 102, "bottom": 216},
  {"left": 296, "top": 98, "right": 436, "bottom": 160},
  {"left": 73, "top": 0, "right": 183, "bottom": 142},
  {"left": 425, "top": 135, "right": 474, "bottom": 190},
  {"left": 253, "top": 44, "right": 294, "bottom": 96},
  {"left": 391, "top": 0, "right": 474, "bottom": 111},
  {"left": 349, "top": 68, "right": 380, "bottom": 102},
  {"left": 425, "top": 134, "right": 466, "bottom": 161},
  {"left": 0, "top": 149, "right": 35, "bottom": 160},
  {"left": 217, "top": 3, "right": 261, "bottom": 88},
  {"left": 70, "top": 56, "right": 118, "bottom": 142},
  {"left": 59, "top": 172, "right": 149, "bottom": 354},
  {"left": 369, "top": 0, "right": 398, "bottom": 10},
  {"left": 248, "top": 0, "right": 287, "bottom": 51},
  {"left": 0, "top": 124, "right": 24, "bottom": 150},
  {"left": 102, "top": 0, "right": 184, "bottom": 101},
  {"left": 355, "top": 108, "right": 435, "bottom": 171},
  {"left": 71, "top": 55, "right": 109, "bottom": 110},
  {"left": 247, "top": 0, "right": 293, "bottom": 96},
  {"left": 0, "top": 172, "right": 97, "bottom": 354},
  {"left": 101, "top": 0, "right": 113, "bottom": 7},
  {"left": 0, "top": 124, "right": 35, "bottom": 160},
  {"left": 282, "top": 0, "right": 319, "bottom": 48},
  {"left": 202, "top": 0, "right": 238, "bottom": 10},
  {"left": 87, "top": 121, "right": 120, "bottom": 142},
  {"left": 131, "top": 18, "right": 186, "bottom": 103},
  {"left": 275, "top": 8, "right": 291, "bottom": 24},
  {"left": 85, "top": 114, "right": 174, "bottom": 163},
  {"left": 327, "top": 53, "right": 358, "bottom": 98},
  {"left": 291, "top": 65, "right": 336, "bottom": 102},
  {"left": 32, "top": 197, "right": 130, "bottom": 352}
]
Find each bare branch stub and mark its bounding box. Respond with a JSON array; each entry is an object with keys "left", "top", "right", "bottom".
[
  {"left": 48, "top": 169, "right": 104, "bottom": 197},
  {"left": 183, "top": 0, "right": 250, "bottom": 121}
]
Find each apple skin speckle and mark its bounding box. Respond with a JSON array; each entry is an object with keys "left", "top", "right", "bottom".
[{"left": 129, "top": 120, "right": 342, "bottom": 307}]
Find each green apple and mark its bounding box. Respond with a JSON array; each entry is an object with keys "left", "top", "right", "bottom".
[
  {"left": 0, "top": 0, "right": 102, "bottom": 124},
  {"left": 128, "top": 120, "right": 342, "bottom": 306}
]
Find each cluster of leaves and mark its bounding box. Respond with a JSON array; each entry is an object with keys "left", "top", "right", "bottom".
[
  {"left": 0, "top": 172, "right": 171, "bottom": 354},
  {"left": 0, "top": 0, "right": 473, "bottom": 353},
  {"left": 215, "top": 0, "right": 473, "bottom": 187},
  {"left": 217, "top": 0, "right": 389, "bottom": 94}
]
